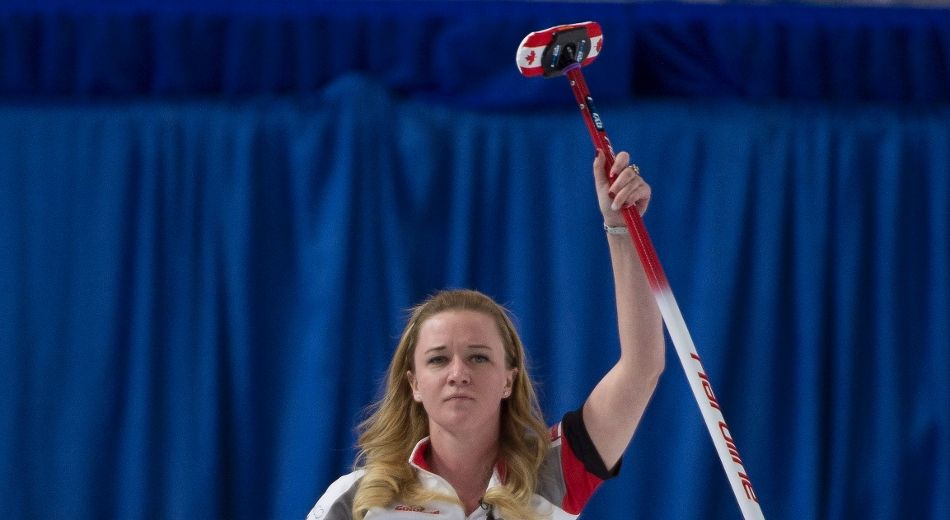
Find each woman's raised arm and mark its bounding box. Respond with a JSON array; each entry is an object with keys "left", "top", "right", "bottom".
[{"left": 582, "top": 150, "right": 666, "bottom": 471}]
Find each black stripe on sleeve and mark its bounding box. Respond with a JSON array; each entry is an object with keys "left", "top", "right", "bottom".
[{"left": 561, "top": 408, "right": 622, "bottom": 480}]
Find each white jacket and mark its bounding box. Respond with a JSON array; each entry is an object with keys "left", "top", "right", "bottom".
[{"left": 307, "top": 409, "right": 619, "bottom": 520}]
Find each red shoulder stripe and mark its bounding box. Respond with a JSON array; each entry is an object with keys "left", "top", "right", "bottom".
[{"left": 559, "top": 426, "right": 604, "bottom": 514}]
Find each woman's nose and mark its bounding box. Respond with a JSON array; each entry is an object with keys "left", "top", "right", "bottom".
[{"left": 447, "top": 357, "right": 471, "bottom": 385}]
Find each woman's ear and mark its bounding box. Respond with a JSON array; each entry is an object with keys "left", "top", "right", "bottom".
[
  {"left": 407, "top": 371, "right": 421, "bottom": 401},
  {"left": 504, "top": 368, "right": 518, "bottom": 397}
]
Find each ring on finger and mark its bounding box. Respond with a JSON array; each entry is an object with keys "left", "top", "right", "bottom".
[{"left": 626, "top": 164, "right": 640, "bottom": 176}]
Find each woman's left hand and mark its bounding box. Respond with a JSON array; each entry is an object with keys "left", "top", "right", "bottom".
[{"left": 592, "top": 150, "right": 651, "bottom": 227}]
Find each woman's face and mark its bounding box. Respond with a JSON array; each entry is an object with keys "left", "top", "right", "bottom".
[{"left": 408, "top": 310, "right": 517, "bottom": 437}]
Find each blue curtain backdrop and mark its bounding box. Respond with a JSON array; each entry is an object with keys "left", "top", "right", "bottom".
[{"left": 1, "top": 2, "right": 949, "bottom": 519}]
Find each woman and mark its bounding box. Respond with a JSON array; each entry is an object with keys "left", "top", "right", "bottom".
[{"left": 308, "top": 151, "right": 665, "bottom": 519}]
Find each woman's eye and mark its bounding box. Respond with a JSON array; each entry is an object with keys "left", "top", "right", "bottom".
[
  {"left": 471, "top": 354, "right": 489, "bottom": 363},
  {"left": 427, "top": 356, "right": 447, "bottom": 365}
]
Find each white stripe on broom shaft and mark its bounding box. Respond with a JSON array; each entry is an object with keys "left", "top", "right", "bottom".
[{"left": 653, "top": 285, "right": 766, "bottom": 520}]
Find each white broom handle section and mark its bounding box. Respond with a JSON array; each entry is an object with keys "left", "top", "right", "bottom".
[{"left": 653, "top": 286, "right": 765, "bottom": 520}]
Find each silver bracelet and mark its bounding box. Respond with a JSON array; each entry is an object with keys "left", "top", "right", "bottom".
[{"left": 603, "top": 222, "right": 628, "bottom": 235}]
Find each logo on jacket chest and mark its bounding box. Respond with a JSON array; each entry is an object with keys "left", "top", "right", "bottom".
[{"left": 394, "top": 504, "right": 442, "bottom": 515}]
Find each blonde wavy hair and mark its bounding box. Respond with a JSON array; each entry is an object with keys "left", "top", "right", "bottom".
[{"left": 351, "top": 289, "right": 550, "bottom": 520}]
